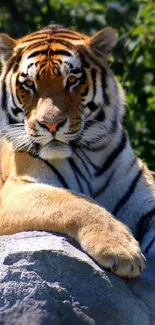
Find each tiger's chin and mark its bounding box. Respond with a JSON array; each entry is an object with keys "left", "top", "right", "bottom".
[{"left": 38, "top": 141, "right": 72, "bottom": 160}]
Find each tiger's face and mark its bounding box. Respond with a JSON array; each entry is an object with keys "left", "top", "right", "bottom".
[
  {"left": 15, "top": 46, "right": 86, "bottom": 159},
  {"left": 0, "top": 25, "right": 123, "bottom": 160}
]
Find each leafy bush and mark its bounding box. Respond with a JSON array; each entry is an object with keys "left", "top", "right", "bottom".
[{"left": 0, "top": 0, "right": 154, "bottom": 169}]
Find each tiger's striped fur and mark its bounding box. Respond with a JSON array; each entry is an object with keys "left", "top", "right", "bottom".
[{"left": 0, "top": 25, "right": 154, "bottom": 277}]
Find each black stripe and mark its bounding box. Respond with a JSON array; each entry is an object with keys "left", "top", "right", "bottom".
[
  {"left": 79, "top": 49, "right": 102, "bottom": 69},
  {"left": 13, "top": 54, "right": 22, "bottom": 73},
  {"left": 113, "top": 168, "right": 143, "bottom": 216},
  {"left": 82, "top": 110, "right": 105, "bottom": 143},
  {"left": 96, "top": 130, "right": 127, "bottom": 176},
  {"left": 50, "top": 164, "right": 70, "bottom": 189},
  {"left": 126, "top": 157, "right": 137, "bottom": 173},
  {"left": 145, "top": 237, "right": 155, "bottom": 254},
  {"left": 68, "top": 157, "right": 89, "bottom": 193},
  {"left": 70, "top": 169, "right": 83, "bottom": 193},
  {"left": 83, "top": 141, "right": 109, "bottom": 152},
  {"left": 86, "top": 129, "right": 117, "bottom": 150},
  {"left": 83, "top": 119, "right": 95, "bottom": 131},
  {"left": 22, "top": 36, "right": 50, "bottom": 43},
  {"left": 12, "top": 107, "right": 23, "bottom": 116},
  {"left": 52, "top": 49, "right": 72, "bottom": 57},
  {"left": 109, "top": 115, "right": 118, "bottom": 134},
  {"left": 68, "top": 158, "right": 87, "bottom": 182},
  {"left": 74, "top": 151, "right": 92, "bottom": 179},
  {"left": 25, "top": 31, "right": 53, "bottom": 37},
  {"left": 5, "top": 55, "right": 19, "bottom": 74},
  {"left": 52, "top": 67, "right": 61, "bottom": 77},
  {"left": 136, "top": 207, "right": 155, "bottom": 242},
  {"left": 28, "top": 49, "right": 48, "bottom": 59},
  {"left": 8, "top": 114, "right": 16, "bottom": 124},
  {"left": 27, "top": 62, "right": 35, "bottom": 69},
  {"left": 36, "top": 158, "right": 69, "bottom": 189},
  {"left": 43, "top": 27, "right": 81, "bottom": 36},
  {"left": 95, "top": 109, "right": 105, "bottom": 122},
  {"left": 1, "top": 81, "right": 7, "bottom": 110},
  {"left": 48, "top": 39, "right": 76, "bottom": 50},
  {"left": 43, "top": 28, "right": 85, "bottom": 40},
  {"left": 83, "top": 109, "right": 105, "bottom": 133},
  {"left": 81, "top": 57, "right": 90, "bottom": 69},
  {"left": 10, "top": 79, "right": 20, "bottom": 111},
  {"left": 101, "top": 68, "right": 110, "bottom": 105},
  {"left": 23, "top": 41, "right": 49, "bottom": 52},
  {"left": 27, "top": 28, "right": 65, "bottom": 39},
  {"left": 91, "top": 68, "right": 97, "bottom": 99},
  {"left": 53, "top": 35, "right": 81, "bottom": 40},
  {"left": 139, "top": 207, "right": 155, "bottom": 224},
  {"left": 79, "top": 148, "right": 98, "bottom": 171},
  {"left": 85, "top": 111, "right": 116, "bottom": 144},
  {"left": 1, "top": 49, "right": 22, "bottom": 75},
  {"left": 70, "top": 68, "right": 81, "bottom": 74},
  {"left": 93, "top": 170, "right": 115, "bottom": 199},
  {"left": 20, "top": 72, "right": 28, "bottom": 78},
  {"left": 87, "top": 102, "right": 98, "bottom": 111},
  {"left": 81, "top": 87, "right": 89, "bottom": 97},
  {"left": 85, "top": 112, "right": 117, "bottom": 144},
  {"left": 54, "top": 32, "right": 84, "bottom": 40},
  {"left": 26, "top": 39, "right": 75, "bottom": 58},
  {"left": 40, "top": 61, "right": 48, "bottom": 69}
]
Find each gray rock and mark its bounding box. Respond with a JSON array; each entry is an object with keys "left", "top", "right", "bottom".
[{"left": 0, "top": 231, "right": 155, "bottom": 325}]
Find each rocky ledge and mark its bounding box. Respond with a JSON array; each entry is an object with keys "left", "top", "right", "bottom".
[{"left": 0, "top": 231, "right": 155, "bottom": 325}]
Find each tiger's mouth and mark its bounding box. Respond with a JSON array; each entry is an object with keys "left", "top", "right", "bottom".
[
  {"left": 38, "top": 139, "right": 72, "bottom": 160},
  {"left": 2, "top": 123, "right": 77, "bottom": 160},
  {"left": 47, "top": 139, "right": 69, "bottom": 149},
  {"left": 48, "top": 139, "right": 65, "bottom": 145}
]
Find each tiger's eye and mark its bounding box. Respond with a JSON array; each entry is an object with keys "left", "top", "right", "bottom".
[
  {"left": 67, "top": 75, "right": 77, "bottom": 84},
  {"left": 24, "top": 79, "right": 34, "bottom": 87}
]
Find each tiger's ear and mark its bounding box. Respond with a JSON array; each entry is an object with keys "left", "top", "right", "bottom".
[
  {"left": 0, "top": 34, "right": 16, "bottom": 61},
  {"left": 86, "top": 27, "right": 117, "bottom": 58}
]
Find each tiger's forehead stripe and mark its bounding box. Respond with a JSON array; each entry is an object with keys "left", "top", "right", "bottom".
[
  {"left": 19, "top": 36, "right": 49, "bottom": 44},
  {"left": 18, "top": 27, "right": 86, "bottom": 49},
  {"left": 26, "top": 48, "right": 73, "bottom": 60},
  {"left": 26, "top": 27, "right": 86, "bottom": 39},
  {"left": 14, "top": 29, "right": 83, "bottom": 78},
  {"left": 18, "top": 44, "right": 81, "bottom": 80},
  {"left": 18, "top": 37, "right": 78, "bottom": 59}
]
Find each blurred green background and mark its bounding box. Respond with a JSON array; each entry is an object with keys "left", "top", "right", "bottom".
[{"left": 0, "top": 0, "right": 154, "bottom": 170}]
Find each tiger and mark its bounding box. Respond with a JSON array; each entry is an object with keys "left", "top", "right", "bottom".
[{"left": 0, "top": 25, "right": 154, "bottom": 279}]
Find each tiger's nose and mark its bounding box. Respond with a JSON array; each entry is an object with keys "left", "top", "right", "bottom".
[{"left": 39, "top": 118, "right": 66, "bottom": 133}]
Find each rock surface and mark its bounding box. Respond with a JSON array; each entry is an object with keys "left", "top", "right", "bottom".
[{"left": 0, "top": 231, "right": 155, "bottom": 325}]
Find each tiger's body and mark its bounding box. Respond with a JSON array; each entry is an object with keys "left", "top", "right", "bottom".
[{"left": 0, "top": 25, "right": 154, "bottom": 278}]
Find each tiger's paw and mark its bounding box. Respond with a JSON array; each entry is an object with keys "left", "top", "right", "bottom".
[{"left": 78, "top": 222, "right": 146, "bottom": 278}]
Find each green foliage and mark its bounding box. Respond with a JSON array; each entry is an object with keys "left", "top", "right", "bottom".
[{"left": 0, "top": 0, "right": 154, "bottom": 169}]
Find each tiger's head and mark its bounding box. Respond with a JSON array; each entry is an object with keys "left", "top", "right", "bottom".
[{"left": 0, "top": 25, "right": 124, "bottom": 160}]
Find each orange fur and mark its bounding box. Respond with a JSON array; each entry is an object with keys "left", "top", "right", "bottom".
[
  {"left": 0, "top": 138, "right": 145, "bottom": 278},
  {"left": 0, "top": 26, "right": 147, "bottom": 278}
]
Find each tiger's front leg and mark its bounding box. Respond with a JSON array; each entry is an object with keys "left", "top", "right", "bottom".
[{"left": 0, "top": 177, "right": 146, "bottom": 278}]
